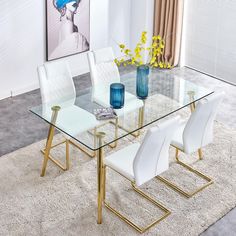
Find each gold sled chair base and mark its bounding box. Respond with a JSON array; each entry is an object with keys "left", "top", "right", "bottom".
[
  {"left": 104, "top": 167, "right": 170, "bottom": 234},
  {"left": 157, "top": 158, "right": 213, "bottom": 198}
]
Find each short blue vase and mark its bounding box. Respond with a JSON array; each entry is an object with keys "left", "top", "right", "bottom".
[
  {"left": 110, "top": 83, "right": 125, "bottom": 109},
  {"left": 136, "top": 65, "right": 150, "bottom": 99}
]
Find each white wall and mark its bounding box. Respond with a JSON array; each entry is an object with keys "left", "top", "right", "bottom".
[
  {"left": 108, "top": 0, "right": 132, "bottom": 57},
  {"left": 130, "top": 0, "right": 154, "bottom": 61},
  {"left": 182, "top": 0, "right": 236, "bottom": 85},
  {"left": 0, "top": 1, "right": 45, "bottom": 99},
  {"left": 0, "top": 0, "right": 110, "bottom": 100},
  {"left": 0, "top": 0, "right": 154, "bottom": 100}
]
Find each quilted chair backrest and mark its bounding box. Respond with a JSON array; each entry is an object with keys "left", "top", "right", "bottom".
[
  {"left": 183, "top": 92, "right": 224, "bottom": 154},
  {"left": 38, "top": 60, "right": 76, "bottom": 106},
  {"left": 87, "top": 47, "right": 120, "bottom": 100},
  {"left": 133, "top": 116, "right": 180, "bottom": 187}
]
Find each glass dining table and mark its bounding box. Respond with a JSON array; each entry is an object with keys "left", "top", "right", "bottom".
[{"left": 30, "top": 68, "right": 214, "bottom": 225}]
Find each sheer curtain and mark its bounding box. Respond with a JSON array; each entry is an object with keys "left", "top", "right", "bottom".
[{"left": 154, "top": 0, "right": 184, "bottom": 66}]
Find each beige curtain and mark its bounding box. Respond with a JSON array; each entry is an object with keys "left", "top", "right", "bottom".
[{"left": 154, "top": 0, "right": 184, "bottom": 66}]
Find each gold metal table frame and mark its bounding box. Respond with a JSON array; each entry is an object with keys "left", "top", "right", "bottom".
[{"left": 33, "top": 87, "right": 214, "bottom": 233}]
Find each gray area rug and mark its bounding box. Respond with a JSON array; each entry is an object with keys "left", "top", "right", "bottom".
[{"left": 0, "top": 97, "right": 235, "bottom": 236}]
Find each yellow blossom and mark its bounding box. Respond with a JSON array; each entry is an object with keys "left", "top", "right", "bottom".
[{"left": 115, "top": 31, "right": 171, "bottom": 69}]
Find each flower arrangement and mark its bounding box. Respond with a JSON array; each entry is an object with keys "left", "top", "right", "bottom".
[{"left": 115, "top": 31, "right": 171, "bottom": 69}]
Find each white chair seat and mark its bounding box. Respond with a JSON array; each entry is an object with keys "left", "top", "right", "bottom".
[
  {"left": 94, "top": 91, "right": 143, "bottom": 116},
  {"left": 171, "top": 119, "right": 186, "bottom": 151},
  {"left": 104, "top": 143, "right": 141, "bottom": 181}
]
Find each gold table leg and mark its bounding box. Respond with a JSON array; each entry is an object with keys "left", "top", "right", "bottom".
[
  {"left": 96, "top": 132, "right": 106, "bottom": 224},
  {"left": 137, "top": 104, "right": 145, "bottom": 135},
  {"left": 41, "top": 106, "right": 60, "bottom": 177},
  {"left": 188, "top": 91, "right": 203, "bottom": 160}
]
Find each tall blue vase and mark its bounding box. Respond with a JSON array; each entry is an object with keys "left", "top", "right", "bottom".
[
  {"left": 136, "top": 65, "right": 150, "bottom": 99},
  {"left": 110, "top": 83, "right": 125, "bottom": 109}
]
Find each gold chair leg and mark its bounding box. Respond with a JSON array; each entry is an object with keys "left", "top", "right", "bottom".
[
  {"left": 109, "top": 121, "right": 140, "bottom": 138},
  {"left": 187, "top": 91, "right": 203, "bottom": 161},
  {"left": 69, "top": 139, "right": 96, "bottom": 158},
  {"left": 109, "top": 104, "right": 144, "bottom": 138},
  {"left": 198, "top": 149, "right": 203, "bottom": 160},
  {"left": 109, "top": 117, "right": 118, "bottom": 148},
  {"left": 157, "top": 148, "right": 213, "bottom": 198},
  {"left": 104, "top": 167, "right": 170, "bottom": 233},
  {"left": 88, "top": 119, "right": 118, "bottom": 149}
]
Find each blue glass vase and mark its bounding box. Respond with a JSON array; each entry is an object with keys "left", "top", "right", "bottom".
[
  {"left": 136, "top": 65, "right": 150, "bottom": 99},
  {"left": 110, "top": 83, "right": 125, "bottom": 109}
]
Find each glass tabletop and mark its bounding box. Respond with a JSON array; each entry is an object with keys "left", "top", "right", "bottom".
[{"left": 30, "top": 68, "right": 214, "bottom": 151}]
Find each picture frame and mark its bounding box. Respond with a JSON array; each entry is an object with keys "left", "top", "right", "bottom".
[{"left": 46, "top": 0, "right": 90, "bottom": 61}]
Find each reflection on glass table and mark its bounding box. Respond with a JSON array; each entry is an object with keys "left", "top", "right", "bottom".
[{"left": 31, "top": 70, "right": 213, "bottom": 151}]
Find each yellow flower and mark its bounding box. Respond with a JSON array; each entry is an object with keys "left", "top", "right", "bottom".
[
  {"left": 159, "top": 62, "right": 164, "bottom": 68},
  {"left": 125, "top": 49, "right": 131, "bottom": 54},
  {"left": 150, "top": 57, "right": 156, "bottom": 64},
  {"left": 115, "top": 32, "right": 169, "bottom": 69}
]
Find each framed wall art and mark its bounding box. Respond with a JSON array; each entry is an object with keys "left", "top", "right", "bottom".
[{"left": 46, "top": 0, "right": 90, "bottom": 61}]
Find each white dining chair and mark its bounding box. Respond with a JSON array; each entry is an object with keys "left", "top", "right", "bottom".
[
  {"left": 87, "top": 47, "right": 144, "bottom": 137},
  {"left": 38, "top": 60, "right": 99, "bottom": 176},
  {"left": 103, "top": 116, "right": 180, "bottom": 233},
  {"left": 158, "top": 92, "right": 225, "bottom": 198}
]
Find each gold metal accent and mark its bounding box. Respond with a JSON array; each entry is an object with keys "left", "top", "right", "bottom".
[
  {"left": 109, "top": 117, "right": 118, "bottom": 148},
  {"left": 66, "top": 139, "right": 70, "bottom": 170},
  {"left": 96, "top": 132, "right": 106, "bottom": 224},
  {"left": 104, "top": 166, "right": 171, "bottom": 233},
  {"left": 109, "top": 105, "right": 145, "bottom": 138},
  {"left": 41, "top": 149, "right": 68, "bottom": 171},
  {"left": 187, "top": 90, "right": 203, "bottom": 160},
  {"left": 87, "top": 117, "right": 118, "bottom": 149},
  {"left": 69, "top": 139, "right": 96, "bottom": 158},
  {"left": 187, "top": 90, "right": 196, "bottom": 112},
  {"left": 40, "top": 105, "right": 98, "bottom": 177},
  {"left": 198, "top": 149, "right": 203, "bottom": 160},
  {"left": 41, "top": 106, "right": 61, "bottom": 177},
  {"left": 157, "top": 147, "right": 213, "bottom": 198}
]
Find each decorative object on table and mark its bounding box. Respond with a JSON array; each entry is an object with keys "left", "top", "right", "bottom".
[
  {"left": 115, "top": 31, "right": 171, "bottom": 99},
  {"left": 115, "top": 31, "right": 169, "bottom": 68},
  {"left": 46, "top": 0, "right": 90, "bottom": 61},
  {"left": 136, "top": 65, "right": 150, "bottom": 99},
  {"left": 110, "top": 83, "right": 125, "bottom": 109},
  {"left": 93, "top": 108, "right": 117, "bottom": 120}
]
